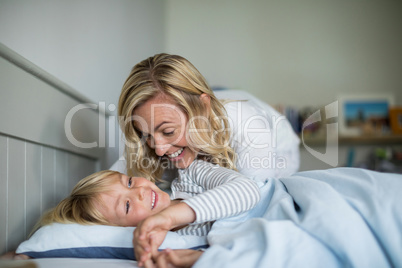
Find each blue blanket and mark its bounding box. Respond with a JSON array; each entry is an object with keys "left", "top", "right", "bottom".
[{"left": 194, "top": 168, "right": 402, "bottom": 268}]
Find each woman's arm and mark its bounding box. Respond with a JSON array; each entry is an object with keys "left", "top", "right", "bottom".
[
  {"left": 150, "top": 248, "right": 203, "bottom": 268},
  {"left": 175, "top": 160, "right": 261, "bottom": 224}
]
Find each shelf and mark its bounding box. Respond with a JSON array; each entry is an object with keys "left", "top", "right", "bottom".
[{"left": 300, "top": 134, "right": 402, "bottom": 146}]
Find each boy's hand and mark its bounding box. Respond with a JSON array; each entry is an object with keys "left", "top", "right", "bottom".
[
  {"left": 134, "top": 212, "right": 172, "bottom": 266},
  {"left": 133, "top": 202, "right": 196, "bottom": 267}
]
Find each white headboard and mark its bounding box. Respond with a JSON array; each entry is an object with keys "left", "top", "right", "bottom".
[{"left": 0, "top": 43, "right": 110, "bottom": 254}]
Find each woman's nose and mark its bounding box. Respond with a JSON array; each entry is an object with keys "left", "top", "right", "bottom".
[{"left": 152, "top": 137, "right": 170, "bottom": 156}]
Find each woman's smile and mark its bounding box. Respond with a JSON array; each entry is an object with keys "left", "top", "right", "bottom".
[{"left": 166, "top": 147, "right": 185, "bottom": 160}]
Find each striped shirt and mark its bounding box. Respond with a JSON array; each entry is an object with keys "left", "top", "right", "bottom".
[{"left": 170, "top": 160, "right": 261, "bottom": 236}]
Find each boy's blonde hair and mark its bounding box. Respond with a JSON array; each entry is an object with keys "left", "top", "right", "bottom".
[
  {"left": 30, "top": 170, "right": 120, "bottom": 236},
  {"left": 118, "top": 53, "right": 236, "bottom": 182}
]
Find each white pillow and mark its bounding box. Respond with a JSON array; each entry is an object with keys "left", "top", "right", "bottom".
[{"left": 16, "top": 223, "right": 208, "bottom": 260}]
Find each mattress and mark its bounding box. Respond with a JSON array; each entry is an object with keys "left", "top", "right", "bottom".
[{"left": 0, "top": 258, "right": 138, "bottom": 268}]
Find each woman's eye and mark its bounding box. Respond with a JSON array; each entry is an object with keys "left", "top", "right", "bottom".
[
  {"left": 139, "top": 131, "right": 151, "bottom": 140},
  {"left": 163, "top": 130, "right": 175, "bottom": 136},
  {"left": 125, "top": 201, "right": 130, "bottom": 214},
  {"left": 128, "top": 177, "right": 132, "bottom": 188}
]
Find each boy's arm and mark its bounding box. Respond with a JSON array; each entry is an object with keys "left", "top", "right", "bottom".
[{"left": 135, "top": 161, "right": 261, "bottom": 265}]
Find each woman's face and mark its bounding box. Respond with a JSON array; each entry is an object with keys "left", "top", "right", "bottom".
[
  {"left": 133, "top": 94, "right": 198, "bottom": 169},
  {"left": 97, "top": 173, "right": 171, "bottom": 227}
]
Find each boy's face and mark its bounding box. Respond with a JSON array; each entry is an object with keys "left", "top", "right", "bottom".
[{"left": 97, "top": 174, "right": 171, "bottom": 226}]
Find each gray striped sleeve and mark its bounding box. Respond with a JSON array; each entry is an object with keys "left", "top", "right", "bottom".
[{"left": 181, "top": 160, "right": 261, "bottom": 224}]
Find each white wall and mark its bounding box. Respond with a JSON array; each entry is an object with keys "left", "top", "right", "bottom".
[
  {"left": 0, "top": 0, "right": 166, "bottom": 168},
  {"left": 1, "top": 1, "right": 401, "bottom": 171},
  {"left": 165, "top": 0, "right": 402, "bottom": 108},
  {"left": 0, "top": 0, "right": 165, "bottom": 106}
]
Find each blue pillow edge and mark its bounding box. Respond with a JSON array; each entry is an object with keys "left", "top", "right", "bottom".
[
  {"left": 22, "top": 247, "right": 135, "bottom": 260},
  {"left": 22, "top": 244, "right": 209, "bottom": 260}
]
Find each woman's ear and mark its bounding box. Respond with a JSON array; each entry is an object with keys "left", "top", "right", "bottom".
[{"left": 199, "top": 93, "right": 211, "bottom": 110}]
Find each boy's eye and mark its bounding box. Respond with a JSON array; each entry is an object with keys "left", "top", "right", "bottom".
[
  {"left": 128, "top": 177, "right": 132, "bottom": 188},
  {"left": 125, "top": 201, "right": 130, "bottom": 214}
]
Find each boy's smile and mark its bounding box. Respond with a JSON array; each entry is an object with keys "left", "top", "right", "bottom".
[{"left": 97, "top": 174, "right": 171, "bottom": 226}]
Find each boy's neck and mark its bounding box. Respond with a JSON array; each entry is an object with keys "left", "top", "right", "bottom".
[{"left": 170, "top": 199, "right": 183, "bottom": 206}]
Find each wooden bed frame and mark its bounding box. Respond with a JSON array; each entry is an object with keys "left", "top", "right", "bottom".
[{"left": 0, "top": 43, "right": 110, "bottom": 255}]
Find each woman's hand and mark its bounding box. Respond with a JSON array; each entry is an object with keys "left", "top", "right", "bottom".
[
  {"left": 149, "top": 249, "right": 203, "bottom": 268},
  {"left": 133, "top": 202, "right": 196, "bottom": 267}
]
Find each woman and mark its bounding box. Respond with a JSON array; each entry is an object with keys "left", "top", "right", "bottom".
[{"left": 112, "top": 53, "right": 300, "bottom": 183}]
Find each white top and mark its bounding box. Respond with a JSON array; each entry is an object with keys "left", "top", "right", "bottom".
[
  {"left": 171, "top": 160, "right": 261, "bottom": 236},
  {"left": 214, "top": 89, "right": 300, "bottom": 180},
  {"left": 110, "top": 89, "right": 300, "bottom": 181}
]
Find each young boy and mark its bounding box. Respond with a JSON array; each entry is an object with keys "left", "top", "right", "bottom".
[{"left": 19, "top": 160, "right": 260, "bottom": 266}]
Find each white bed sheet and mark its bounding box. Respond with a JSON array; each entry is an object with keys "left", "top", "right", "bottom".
[{"left": 0, "top": 258, "right": 138, "bottom": 268}]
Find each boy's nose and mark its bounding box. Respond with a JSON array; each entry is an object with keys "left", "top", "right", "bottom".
[{"left": 136, "top": 187, "right": 145, "bottom": 200}]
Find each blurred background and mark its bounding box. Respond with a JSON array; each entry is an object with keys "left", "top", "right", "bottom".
[{"left": 1, "top": 0, "right": 401, "bottom": 172}]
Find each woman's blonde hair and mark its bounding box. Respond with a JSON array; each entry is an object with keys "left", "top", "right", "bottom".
[
  {"left": 30, "top": 170, "right": 120, "bottom": 236},
  {"left": 119, "top": 53, "right": 236, "bottom": 182}
]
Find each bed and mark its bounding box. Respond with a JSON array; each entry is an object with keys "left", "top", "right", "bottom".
[
  {"left": 0, "top": 42, "right": 138, "bottom": 267},
  {"left": 1, "top": 42, "right": 402, "bottom": 268}
]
